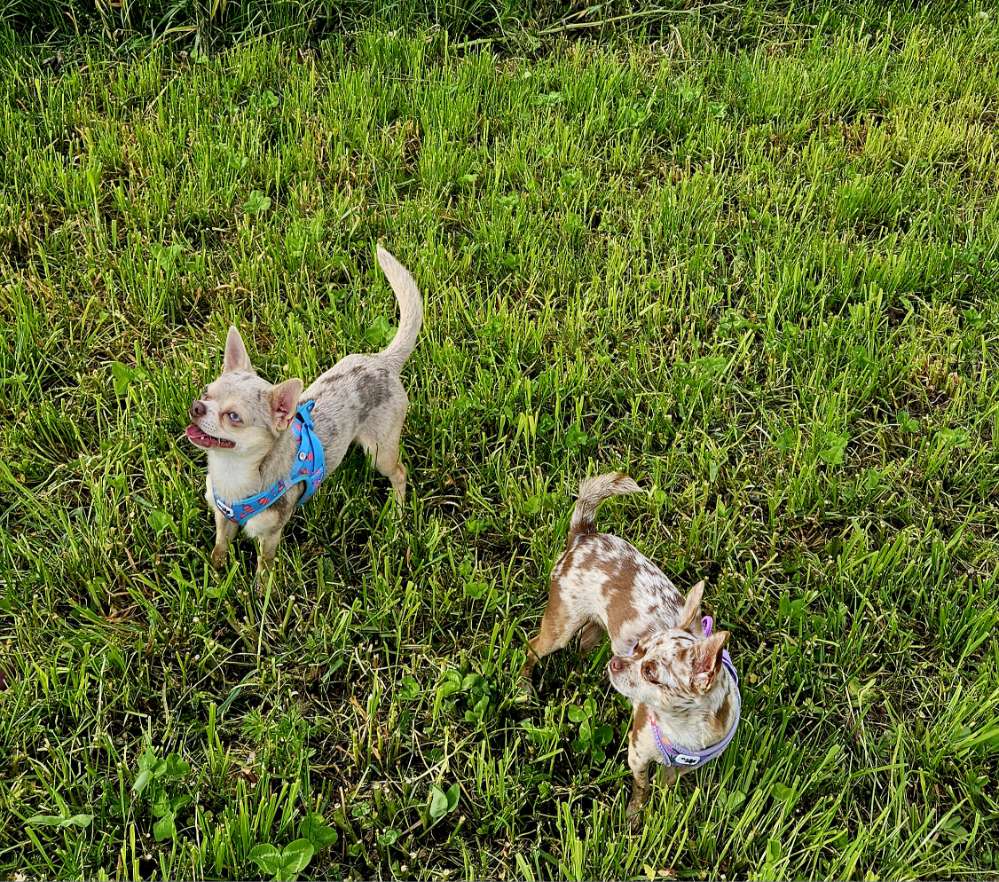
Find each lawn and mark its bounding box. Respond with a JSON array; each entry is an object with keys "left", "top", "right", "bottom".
[{"left": 2, "top": 4, "right": 999, "bottom": 879}]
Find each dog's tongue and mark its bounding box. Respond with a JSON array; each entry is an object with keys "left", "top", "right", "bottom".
[{"left": 186, "top": 424, "right": 230, "bottom": 449}]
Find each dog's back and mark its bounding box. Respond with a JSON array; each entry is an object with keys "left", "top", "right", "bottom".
[
  {"left": 539, "top": 474, "right": 684, "bottom": 656},
  {"left": 301, "top": 247, "right": 423, "bottom": 489}
]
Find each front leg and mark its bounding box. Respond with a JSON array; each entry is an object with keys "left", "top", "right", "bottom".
[
  {"left": 205, "top": 475, "right": 238, "bottom": 569},
  {"left": 244, "top": 500, "right": 294, "bottom": 591},
  {"left": 212, "top": 508, "right": 239, "bottom": 569},
  {"left": 254, "top": 524, "right": 285, "bottom": 589},
  {"left": 627, "top": 742, "right": 653, "bottom": 825},
  {"left": 626, "top": 710, "right": 677, "bottom": 830}
]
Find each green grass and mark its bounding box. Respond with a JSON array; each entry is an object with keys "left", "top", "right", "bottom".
[{"left": 2, "top": 5, "right": 999, "bottom": 879}]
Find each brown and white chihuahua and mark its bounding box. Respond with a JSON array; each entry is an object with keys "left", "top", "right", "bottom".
[{"left": 522, "top": 473, "right": 740, "bottom": 825}]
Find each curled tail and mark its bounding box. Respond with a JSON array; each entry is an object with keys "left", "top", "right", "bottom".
[
  {"left": 377, "top": 245, "right": 423, "bottom": 368},
  {"left": 568, "top": 472, "right": 641, "bottom": 545}
]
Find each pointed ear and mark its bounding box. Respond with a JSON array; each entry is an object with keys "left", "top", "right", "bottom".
[
  {"left": 270, "top": 379, "right": 303, "bottom": 431},
  {"left": 224, "top": 326, "right": 252, "bottom": 373},
  {"left": 691, "top": 631, "right": 729, "bottom": 694},
  {"left": 677, "top": 579, "right": 706, "bottom": 633}
]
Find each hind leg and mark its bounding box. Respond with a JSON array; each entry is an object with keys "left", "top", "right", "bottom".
[
  {"left": 577, "top": 620, "right": 605, "bottom": 655},
  {"left": 521, "top": 581, "right": 586, "bottom": 681},
  {"left": 358, "top": 427, "right": 406, "bottom": 505},
  {"left": 377, "top": 445, "right": 407, "bottom": 505},
  {"left": 357, "top": 397, "right": 408, "bottom": 506}
]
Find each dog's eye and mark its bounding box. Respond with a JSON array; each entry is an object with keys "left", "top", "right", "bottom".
[
  {"left": 641, "top": 661, "right": 660, "bottom": 685},
  {"left": 226, "top": 412, "right": 242, "bottom": 424}
]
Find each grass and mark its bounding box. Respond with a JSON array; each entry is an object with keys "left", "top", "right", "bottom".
[{"left": 2, "top": 4, "right": 999, "bottom": 878}]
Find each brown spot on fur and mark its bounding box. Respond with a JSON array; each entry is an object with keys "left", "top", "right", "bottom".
[
  {"left": 553, "top": 543, "right": 577, "bottom": 578},
  {"left": 608, "top": 595, "right": 639, "bottom": 636},
  {"left": 631, "top": 704, "right": 648, "bottom": 745},
  {"left": 571, "top": 535, "right": 604, "bottom": 569},
  {"left": 574, "top": 549, "right": 597, "bottom": 575},
  {"left": 712, "top": 692, "right": 732, "bottom": 740},
  {"left": 596, "top": 553, "right": 641, "bottom": 636}
]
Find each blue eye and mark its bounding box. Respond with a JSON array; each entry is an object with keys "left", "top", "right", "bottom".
[{"left": 226, "top": 412, "right": 242, "bottom": 424}]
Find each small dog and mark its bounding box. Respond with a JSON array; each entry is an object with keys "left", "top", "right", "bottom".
[
  {"left": 185, "top": 246, "right": 422, "bottom": 582},
  {"left": 522, "top": 473, "right": 740, "bottom": 825}
]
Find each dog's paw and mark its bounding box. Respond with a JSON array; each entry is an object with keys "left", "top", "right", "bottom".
[
  {"left": 626, "top": 789, "right": 648, "bottom": 831},
  {"left": 626, "top": 801, "right": 645, "bottom": 832},
  {"left": 254, "top": 565, "right": 279, "bottom": 595},
  {"left": 210, "top": 546, "right": 227, "bottom": 570},
  {"left": 513, "top": 674, "right": 536, "bottom": 704}
]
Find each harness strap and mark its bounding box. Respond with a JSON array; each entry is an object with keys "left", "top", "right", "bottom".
[
  {"left": 649, "top": 615, "right": 740, "bottom": 768},
  {"left": 213, "top": 401, "right": 326, "bottom": 526}
]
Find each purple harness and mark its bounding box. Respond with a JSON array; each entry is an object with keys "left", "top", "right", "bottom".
[
  {"left": 649, "top": 615, "right": 740, "bottom": 769},
  {"left": 213, "top": 401, "right": 326, "bottom": 527}
]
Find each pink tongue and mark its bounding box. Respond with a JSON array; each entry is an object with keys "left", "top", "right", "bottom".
[
  {"left": 186, "top": 425, "right": 214, "bottom": 446},
  {"left": 186, "top": 425, "right": 234, "bottom": 449}
]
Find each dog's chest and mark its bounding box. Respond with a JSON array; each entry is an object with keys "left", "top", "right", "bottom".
[{"left": 206, "top": 452, "right": 263, "bottom": 502}]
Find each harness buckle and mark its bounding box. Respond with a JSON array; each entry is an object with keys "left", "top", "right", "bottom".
[
  {"left": 214, "top": 498, "right": 235, "bottom": 520},
  {"left": 674, "top": 754, "right": 701, "bottom": 767}
]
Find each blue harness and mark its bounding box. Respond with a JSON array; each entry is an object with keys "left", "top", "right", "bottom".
[{"left": 213, "top": 401, "right": 326, "bottom": 527}]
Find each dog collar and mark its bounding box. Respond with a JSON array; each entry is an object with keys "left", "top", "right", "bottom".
[
  {"left": 649, "top": 615, "right": 740, "bottom": 769},
  {"left": 213, "top": 401, "right": 326, "bottom": 527}
]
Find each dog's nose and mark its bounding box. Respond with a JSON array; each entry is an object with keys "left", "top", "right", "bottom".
[
  {"left": 190, "top": 400, "right": 207, "bottom": 419},
  {"left": 609, "top": 656, "right": 628, "bottom": 674}
]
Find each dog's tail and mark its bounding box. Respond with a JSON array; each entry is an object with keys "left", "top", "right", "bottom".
[
  {"left": 376, "top": 245, "right": 423, "bottom": 368},
  {"left": 568, "top": 472, "right": 641, "bottom": 545}
]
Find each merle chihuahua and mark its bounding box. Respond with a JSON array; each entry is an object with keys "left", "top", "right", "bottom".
[
  {"left": 522, "top": 474, "right": 740, "bottom": 825},
  {"left": 186, "top": 246, "right": 422, "bottom": 582}
]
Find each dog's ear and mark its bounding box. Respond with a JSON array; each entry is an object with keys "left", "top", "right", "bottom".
[
  {"left": 270, "top": 379, "right": 303, "bottom": 431},
  {"left": 677, "top": 579, "right": 706, "bottom": 633},
  {"left": 691, "top": 630, "right": 728, "bottom": 694},
  {"left": 224, "top": 326, "right": 252, "bottom": 373}
]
